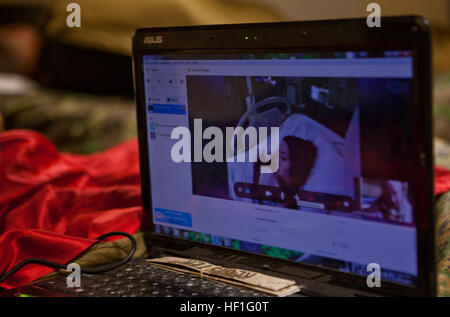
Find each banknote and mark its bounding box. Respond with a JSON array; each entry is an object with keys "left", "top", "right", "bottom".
[{"left": 148, "top": 257, "right": 301, "bottom": 297}]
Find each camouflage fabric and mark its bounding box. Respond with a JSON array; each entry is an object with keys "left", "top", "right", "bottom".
[
  {"left": 0, "top": 88, "right": 136, "bottom": 153},
  {"left": 434, "top": 74, "right": 450, "bottom": 141},
  {"left": 34, "top": 232, "right": 147, "bottom": 284},
  {"left": 435, "top": 138, "right": 450, "bottom": 297}
]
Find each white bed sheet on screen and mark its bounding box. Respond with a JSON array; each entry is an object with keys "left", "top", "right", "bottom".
[{"left": 227, "top": 111, "right": 361, "bottom": 202}]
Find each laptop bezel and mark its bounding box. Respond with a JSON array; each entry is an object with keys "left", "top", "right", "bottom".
[{"left": 132, "top": 16, "right": 435, "bottom": 296}]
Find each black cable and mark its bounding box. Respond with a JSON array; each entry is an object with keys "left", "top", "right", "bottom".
[{"left": 0, "top": 231, "right": 137, "bottom": 284}]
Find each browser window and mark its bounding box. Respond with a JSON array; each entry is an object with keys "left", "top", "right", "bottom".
[{"left": 142, "top": 51, "right": 417, "bottom": 286}]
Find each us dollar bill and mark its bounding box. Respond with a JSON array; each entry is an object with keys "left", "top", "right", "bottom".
[{"left": 148, "top": 256, "right": 301, "bottom": 297}]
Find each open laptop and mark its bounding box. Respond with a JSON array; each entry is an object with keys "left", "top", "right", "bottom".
[{"left": 16, "top": 16, "right": 435, "bottom": 297}]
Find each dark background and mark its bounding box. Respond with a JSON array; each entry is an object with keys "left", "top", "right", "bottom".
[{"left": 359, "top": 78, "right": 414, "bottom": 181}]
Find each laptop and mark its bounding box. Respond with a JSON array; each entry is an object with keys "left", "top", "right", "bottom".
[{"left": 13, "top": 16, "right": 436, "bottom": 297}]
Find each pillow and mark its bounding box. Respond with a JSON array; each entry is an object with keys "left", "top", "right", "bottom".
[{"left": 227, "top": 111, "right": 361, "bottom": 202}]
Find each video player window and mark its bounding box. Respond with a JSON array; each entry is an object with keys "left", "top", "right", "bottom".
[
  {"left": 143, "top": 51, "right": 418, "bottom": 287},
  {"left": 188, "top": 75, "right": 414, "bottom": 226}
]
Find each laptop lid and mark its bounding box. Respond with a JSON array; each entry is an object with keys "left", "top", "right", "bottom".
[{"left": 132, "top": 17, "right": 434, "bottom": 296}]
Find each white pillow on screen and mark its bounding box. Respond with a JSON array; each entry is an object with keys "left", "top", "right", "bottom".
[{"left": 227, "top": 111, "right": 360, "bottom": 201}]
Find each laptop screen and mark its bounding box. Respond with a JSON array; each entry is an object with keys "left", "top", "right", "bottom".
[{"left": 142, "top": 51, "right": 417, "bottom": 286}]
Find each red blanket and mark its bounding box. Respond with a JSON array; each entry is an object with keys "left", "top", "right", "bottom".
[
  {"left": 0, "top": 130, "right": 142, "bottom": 289},
  {"left": 0, "top": 129, "right": 449, "bottom": 290}
]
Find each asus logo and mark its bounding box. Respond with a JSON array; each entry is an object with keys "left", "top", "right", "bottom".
[{"left": 144, "top": 36, "right": 163, "bottom": 44}]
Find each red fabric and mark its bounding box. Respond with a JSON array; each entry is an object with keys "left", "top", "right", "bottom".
[
  {"left": 0, "top": 130, "right": 142, "bottom": 289},
  {"left": 435, "top": 165, "right": 450, "bottom": 195},
  {"left": 0, "top": 129, "right": 449, "bottom": 290}
]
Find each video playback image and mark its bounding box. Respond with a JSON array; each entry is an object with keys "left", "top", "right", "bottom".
[{"left": 187, "top": 75, "right": 414, "bottom": 225}]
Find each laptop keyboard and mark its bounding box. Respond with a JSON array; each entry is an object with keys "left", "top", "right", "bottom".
[{"left": 33, "top": 258, "right": 269, "bottom": 297}]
